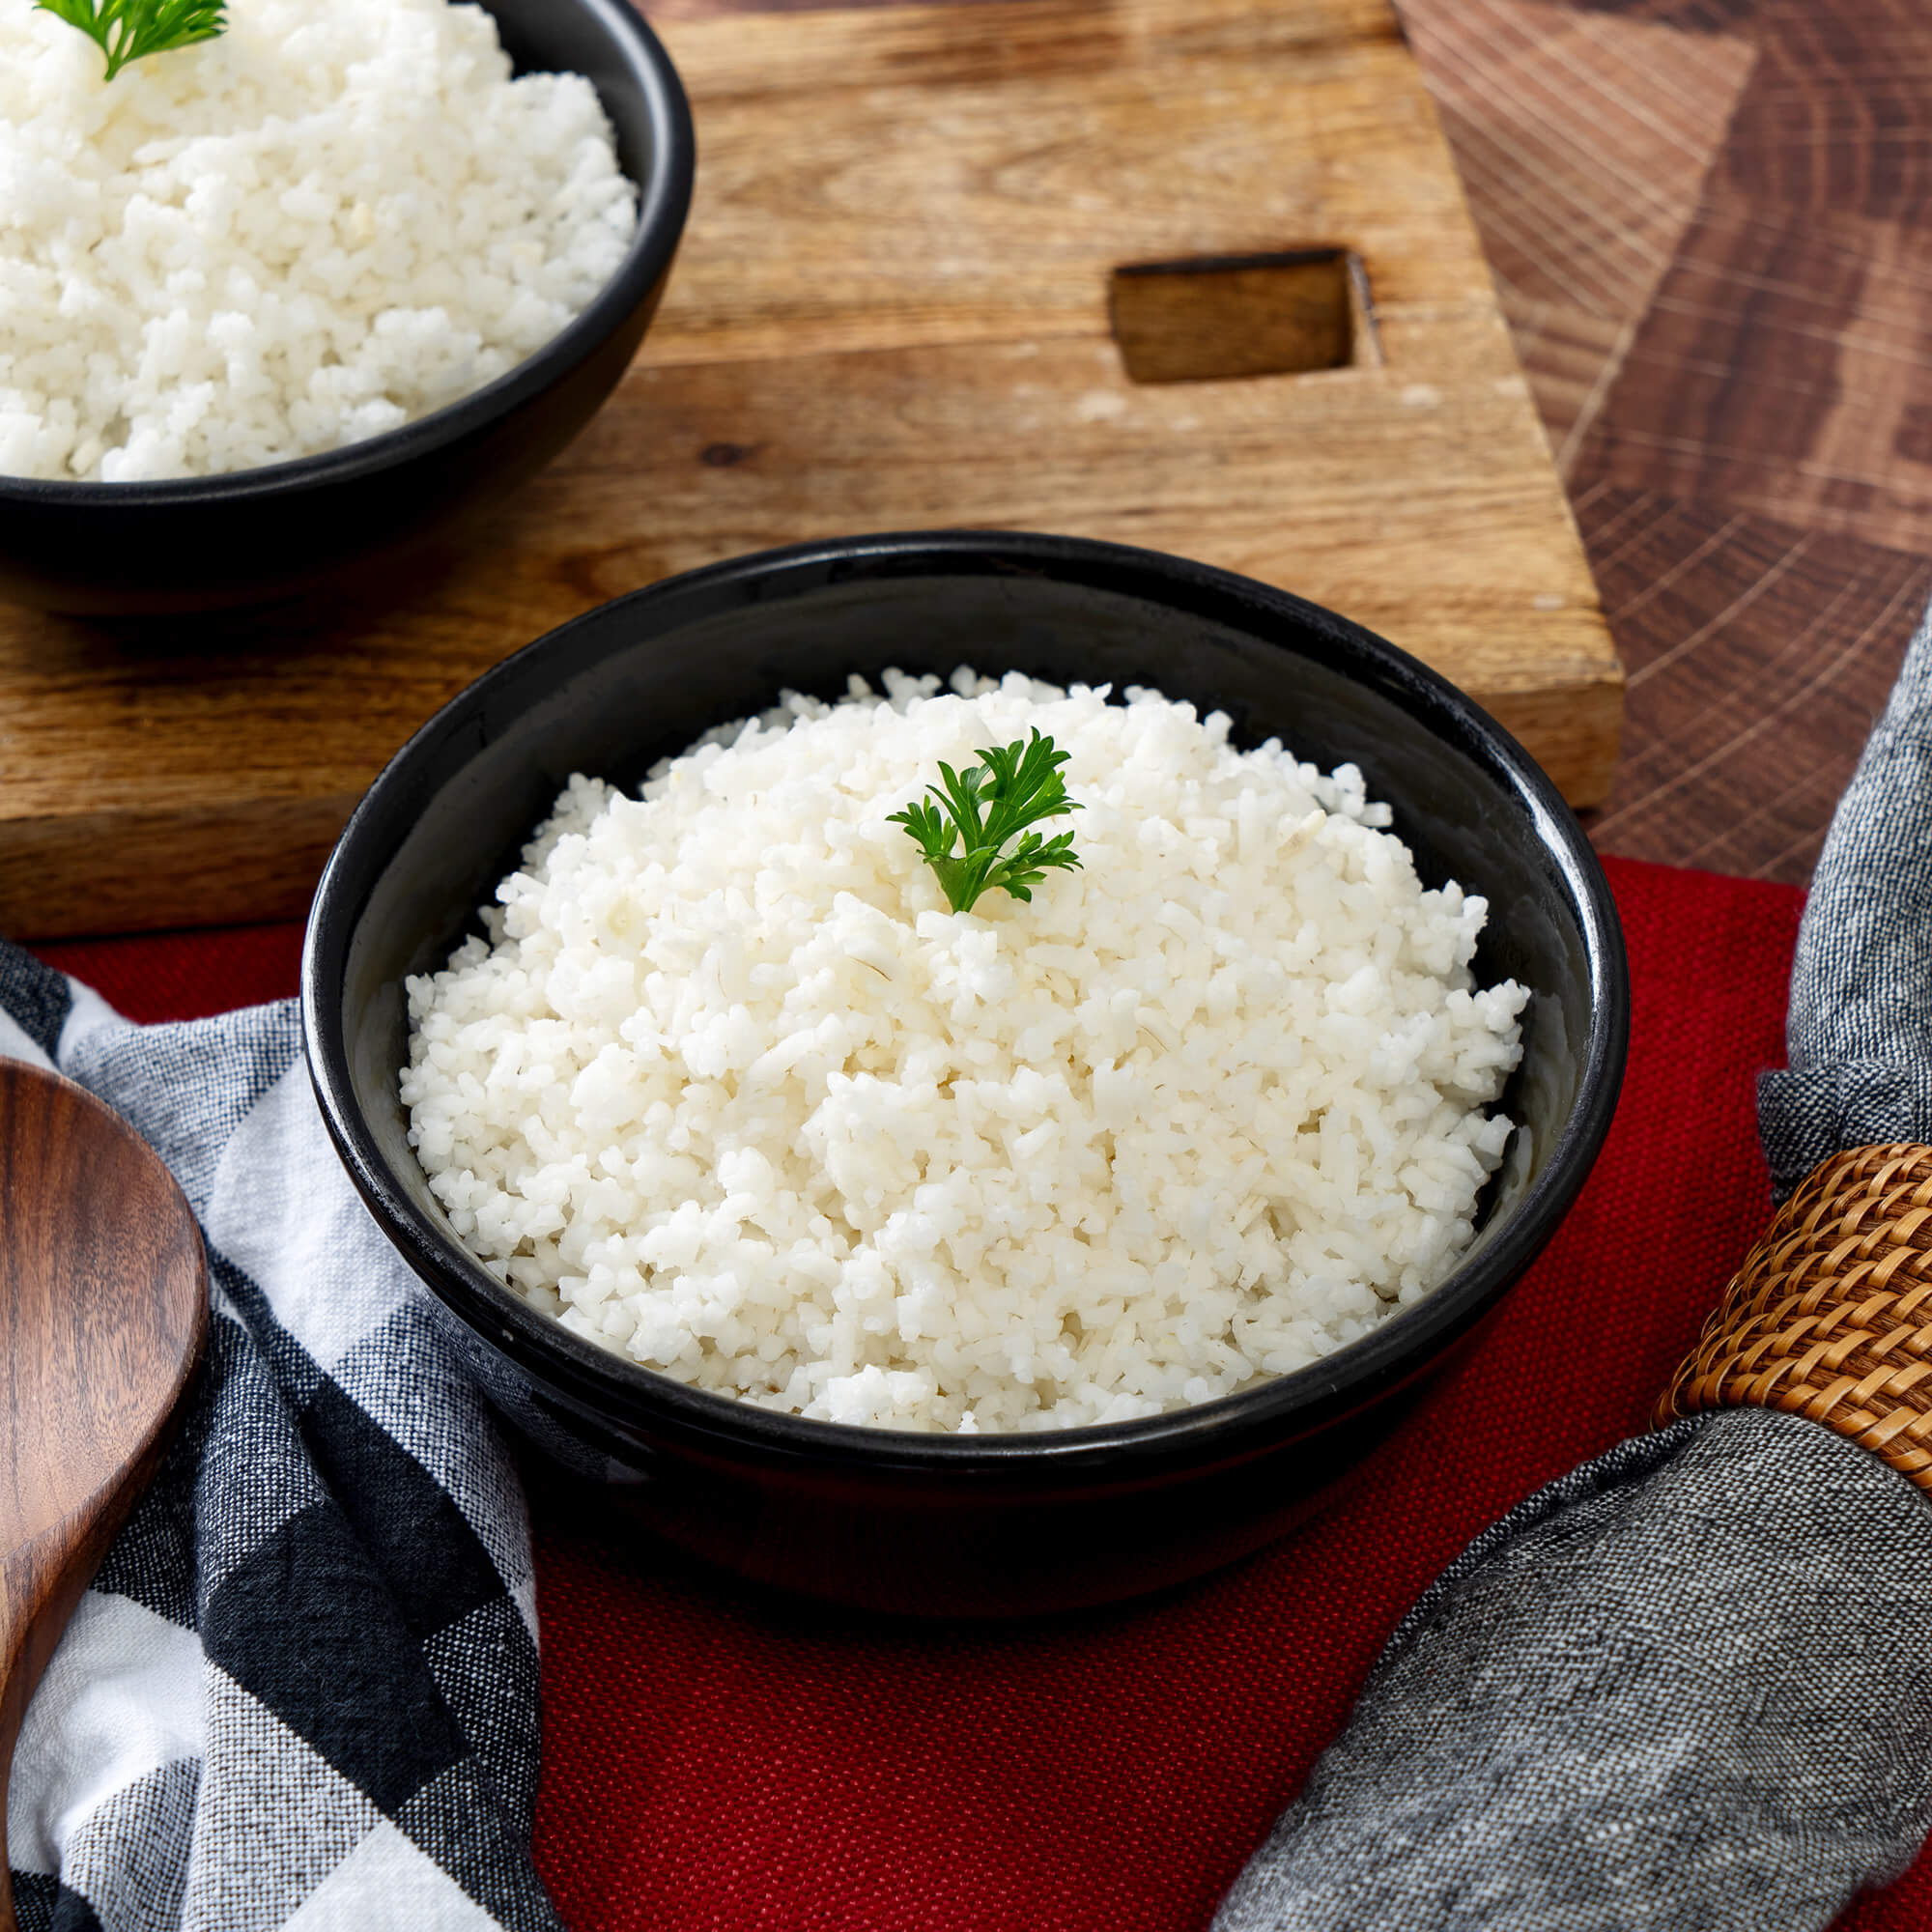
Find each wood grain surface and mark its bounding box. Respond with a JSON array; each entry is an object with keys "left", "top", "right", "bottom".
[
  {"left": 653, "top": 0, "right": 1932, "bottom": 892},
  {"left": 0, "top": 1061, "right": 207, "bottom": 1929},
  {"left": 0, "top": 0, "right": 1619, "bottom": 939},
  {"left": 1400, "top": 0, "right": 1932, "bottom": 883},
  {"left": 4, "top": 0, "right": 1911, "bottom": 925}
]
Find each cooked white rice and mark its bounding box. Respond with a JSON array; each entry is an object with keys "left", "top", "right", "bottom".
[
  {"left": 402, "top": 669, "right": 1528, "bottom": 1434},
  {"left": 0, "top": 0, "right": 636, "bottom": 481}
]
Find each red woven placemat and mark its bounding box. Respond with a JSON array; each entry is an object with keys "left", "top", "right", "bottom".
[{"left": 34, "top": 854, "right": 1932, "bottom": 1931}]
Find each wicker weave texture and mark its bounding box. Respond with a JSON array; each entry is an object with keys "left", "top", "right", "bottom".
[{"left": 1657, "top": 1144, "right": 1932, "bottom": 1492}]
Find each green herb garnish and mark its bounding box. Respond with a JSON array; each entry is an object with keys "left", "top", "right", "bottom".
[
  {"left": 888, "top": 728, "right": 1083, "bottom": 914},
  {"left": 37, "top": 0, "right": 226, "bottom": 80}
]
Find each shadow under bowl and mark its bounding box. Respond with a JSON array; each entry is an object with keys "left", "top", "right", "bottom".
[
  {"left": 302, "top": 530, "right": 1630, "bottom": 1616},
  {"left": 0, "top": 0, "right": 694, "bottom": 616}
]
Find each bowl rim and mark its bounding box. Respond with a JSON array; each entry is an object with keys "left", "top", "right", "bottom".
[
  {"left": 0, "top": 0, "right": 695, "bottom": 505},
  {"left": 303, "top": 528, "right": 1630, "bottom": 1478}
]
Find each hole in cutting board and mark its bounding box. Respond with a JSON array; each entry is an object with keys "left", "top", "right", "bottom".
[{"left": 1108, "top": 248, "right": 1380, "bottom": 384}]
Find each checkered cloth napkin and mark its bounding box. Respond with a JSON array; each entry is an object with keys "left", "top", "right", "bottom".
[{"left": 0, "top": 944, "right": 555, "bottom": 1931}]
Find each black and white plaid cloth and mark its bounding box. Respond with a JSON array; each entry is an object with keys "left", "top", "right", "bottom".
[{"left": 0, "top": 944, "right": 557, "bottom": 1932}]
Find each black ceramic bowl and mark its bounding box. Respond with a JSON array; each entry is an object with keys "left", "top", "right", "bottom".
[
  {"left": 0, "top": 0, "right": 693, "bottom": 615},
  {"left": 303, "top": 531, "right": 1629, "bottom": 1616}
]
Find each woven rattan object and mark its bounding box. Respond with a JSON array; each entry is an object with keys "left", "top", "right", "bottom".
[{"left": 1657, "top": 1144, "right": 1932, "bottom": 1492}]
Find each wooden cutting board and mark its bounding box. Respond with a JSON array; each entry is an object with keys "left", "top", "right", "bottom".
[{"left": 0, "top": 0, "right": 1622, "bottom": 940}]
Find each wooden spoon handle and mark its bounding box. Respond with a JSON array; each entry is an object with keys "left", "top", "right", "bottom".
[{"left": 0, "top": 1063, "right": 208, "bottom": 1924}]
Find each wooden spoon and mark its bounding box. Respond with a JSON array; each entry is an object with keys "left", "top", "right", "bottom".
[{"left": 0, "top": 1058, "right": 207, "bottom": 1929}]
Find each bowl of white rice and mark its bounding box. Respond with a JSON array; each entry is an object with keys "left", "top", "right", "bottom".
[
  {"left": 303, "top": 531, "right": 1629, "bottom": 1615},
  {"left": 0, "top": 0, "right": 693, "bottom": 612}
]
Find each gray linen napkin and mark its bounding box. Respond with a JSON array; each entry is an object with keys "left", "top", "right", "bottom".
[
  {"left": 1214, "top": 604, "right": 1932, "bottom": 1932},
  {"left": 1760, "top": 605, "right": 1932, "bottom": 1193}
]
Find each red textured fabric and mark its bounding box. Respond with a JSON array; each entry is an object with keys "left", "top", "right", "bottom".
[
  {"left": 32, "top": 855, "right": 1932, "bottom": 1930},
  {"left": 36, "top": 920, "right": 305, "bottom": 1021}
]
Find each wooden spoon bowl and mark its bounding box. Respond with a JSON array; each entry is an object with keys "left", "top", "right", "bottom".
[{"left": 0, "top": 1058, "right": 207, "bottom": 1926}]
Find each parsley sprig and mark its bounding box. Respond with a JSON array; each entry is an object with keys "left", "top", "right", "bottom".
[
  {"left": 37, "top": 0, "right": 226, "bottom": 80},
  {"left": 888, "top": 729, "right": 1083, "bottom": 914}
]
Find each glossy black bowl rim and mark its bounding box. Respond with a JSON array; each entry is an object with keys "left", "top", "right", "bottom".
[
  {"left": 0, "top": 0, "right": 695, "bottom": 507},
  {"left": 304, "top": 529, "right": 1631, "bottom": 1480}
]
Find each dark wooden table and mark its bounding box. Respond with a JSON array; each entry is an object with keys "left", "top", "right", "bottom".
[
  {"left": 6, "top": 0, "right": 1879, "bottom": 920},
  {"left": 669, "top": 0, "right": 1923, "bottom": 887},
  {"left": 1401, "top": 0, "right": 1928, "bottom": 884}
]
